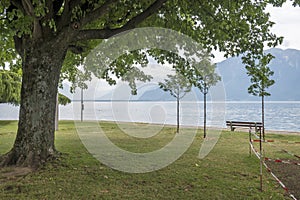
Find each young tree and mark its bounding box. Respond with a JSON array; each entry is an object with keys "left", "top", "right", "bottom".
[
  {"left": 191, "top": 58, "right": 221, "bottom": 138},
  {"left": 74, "top": 68, "right": 90, "bottom": 123},
  {"left": 159, "top": 72, "right": 191, "bottom": 133},
  {"left": 0, "top": 0, "right": 288, "bottom": 167},
  {"left": 245, "top": 54, "right": 275, "bottom": 141}
]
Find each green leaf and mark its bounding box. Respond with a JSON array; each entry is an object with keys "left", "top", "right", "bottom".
[{"left": 58, "top": 93, "right": 71, "bottom": 106}]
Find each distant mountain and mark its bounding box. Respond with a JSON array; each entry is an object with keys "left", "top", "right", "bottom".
[
  {"left": 137, "top": 87, "right": 175, "bottom": 101},
  {"left": 218, "top": 48, "right": 300, "bottom": 101},
  {"left": 138, "top": 87, "right": 203, "bottom": 101}
]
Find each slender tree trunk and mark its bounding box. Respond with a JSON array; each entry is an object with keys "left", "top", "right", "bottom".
[
  {"left": 1, "top": 44, "right": 67, "bottom": 168},
  {"left": 176, "top": 96, "right": 180, "bottom": 133},
  {"left": 262, "top": 95, "right": 265, "bottom": 141},
  {"left": 81, "top": 88, "right": 84, "bottom": 122},
  {"left": 203, "top": 92, "right": 207, "bottom": 138},
  {"left": 259, "top": 119, "right": 263, "bottom": 191}
]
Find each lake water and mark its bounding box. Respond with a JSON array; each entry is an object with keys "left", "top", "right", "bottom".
[{"left": 1, "top": 101, "right": 300, "bottom": 132}]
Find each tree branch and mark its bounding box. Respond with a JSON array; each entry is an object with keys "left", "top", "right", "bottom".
[
  {"left": 80, "top": 0, "right": 118, "bottom": 27},
  {"left": 53, "top": 0, "right": 64, "bottom": 16},
  {"left": 45, "top": 0, "right": 54, "bottom": 20},
  {"left": 44, "top": 0, "right": 63, "bottom": 20},
  {"left": 62, "top": 0, "right": 70, "bottom": 17},
  {"left": 21, "top": 0, "right": 35, "bottom": 16},
  {"left": 13, "top": 35, "right": 23, "bottom": 57},
  {"left": 57, "top": 0, "right": 117, "bottom": 33},
  {"left": 20, "top": 0, "right": 43, "bottom": 39},
  {"left": 11, "top": 0, "right": 26, "bottom": 14},
  {"left": 56, "top": 0, "right": 75, "bottom": 31},
  {"left": 73, "top": 0, "right": 168, "bottom": 41}
]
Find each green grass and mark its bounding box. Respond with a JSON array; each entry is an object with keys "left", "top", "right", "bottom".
[
  {"left": 0, "top": 121, "right": 18, "bottom": 153},
  {"left": 1, "top": 120, "right": 299, "bottom": 199}
]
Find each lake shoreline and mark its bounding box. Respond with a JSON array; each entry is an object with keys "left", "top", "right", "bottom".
[
  {"left": 1, "top": 118, "right": 300, "bottom": 136},
  {"left": 72, "top": 119, "right": 300, "bottom": 136}
]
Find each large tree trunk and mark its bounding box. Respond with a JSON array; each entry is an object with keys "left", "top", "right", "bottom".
[
  {"left": 1, "top": 44, "right": 67, "bottom": 168},
  {"left": 55, "top": 95, "right": 59, "bottom": 131}
]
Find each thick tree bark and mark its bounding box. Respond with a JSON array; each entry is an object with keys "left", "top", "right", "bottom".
[
  {"left": 1, "top": 44, "right": 67, "bottom": 168},
  {"left": 55, "top": 95, "right": 59, "bottom": 131}
]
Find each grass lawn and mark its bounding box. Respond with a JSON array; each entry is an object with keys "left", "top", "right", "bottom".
[{"left": 0, "top": 120, "right": 299, "bottom": 199}]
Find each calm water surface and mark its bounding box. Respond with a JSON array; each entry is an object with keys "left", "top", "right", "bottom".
[{"left": 1, "top": 101, "right": 300, "bottom": 132}]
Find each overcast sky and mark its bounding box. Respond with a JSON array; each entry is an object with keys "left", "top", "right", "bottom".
[
  {"left": 267, "top": 2, "right": 300, "bottom": 50},
  {"left": 212, "top": 2, "right": 300, "bottom": 62}
]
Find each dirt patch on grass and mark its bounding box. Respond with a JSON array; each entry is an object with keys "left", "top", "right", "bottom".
[
  {"left": 0, "top": 167, "right": 33, "bottom": 183},
  {"left": 265, "top": 160, "right": 300, "bottom": 199}
]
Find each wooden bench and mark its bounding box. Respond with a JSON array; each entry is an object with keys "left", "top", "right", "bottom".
[{"left": 226, "top": 121, "right": 263, "bottom": 132}]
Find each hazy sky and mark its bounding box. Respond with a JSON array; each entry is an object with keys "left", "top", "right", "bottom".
[
  {"left": 267, "top": 2, "right": 300, "bottom": 50},
  {"left": 212, "top": 2, "right": 300, "bottom": 62}
]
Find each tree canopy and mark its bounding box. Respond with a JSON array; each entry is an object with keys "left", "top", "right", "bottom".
[
  {"left": 159, "top": 72, "right": 191, "bottom": 100},
  {"left": 191, "top": 58, "right": 220, "bottom": 95},
  {"left": 1, "top": 1, "right": 296, "bottom": 96},
  {"left": 1, "top": 0, "right": 290, "bottom": 73},
  {"left": 246, "top": 55, "right": 275, "bottom": 97}
]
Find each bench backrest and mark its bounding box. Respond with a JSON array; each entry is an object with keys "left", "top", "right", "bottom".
[{"left": 226, "top": 121, "right": 263, "bottom": 127}]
